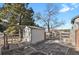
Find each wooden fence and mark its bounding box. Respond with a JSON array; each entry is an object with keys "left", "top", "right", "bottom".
[
  {"left": 0, "top": 33, "right": 20, "bottom": 46},
  {"left": 0, "top": 33, "right": 4, "bottom": 46}
]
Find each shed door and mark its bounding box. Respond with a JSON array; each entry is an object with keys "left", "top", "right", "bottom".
[{"left": 75, "top": 30, "right": 79, "bottom": 48}]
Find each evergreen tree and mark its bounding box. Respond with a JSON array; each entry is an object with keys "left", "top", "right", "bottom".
[{"left": 0, "top": 3, "right": 36, "bottom": 34}]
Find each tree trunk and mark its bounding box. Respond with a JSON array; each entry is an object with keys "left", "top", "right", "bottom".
[
  {"left": 3, "top": 33, "right": 9, "bottom": 49},
  {"left": 48, "top": 23, "right": 50, "bottom": 32},
  {"left": 47, "top": 15, "right": 50, "bottom": 32},
  {"left": 19, "top": 26, "right": 23, "bottom": 41},
  {"left": 19, "top": 14, "right": 23, "bottom": 42}
]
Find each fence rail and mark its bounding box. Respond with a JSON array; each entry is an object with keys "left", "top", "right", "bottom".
[
  {"left": 0, "top": 33, "right": 20, "bottom": 46},
  {"left": 0, "top": 33, "right": 4, "bottom": 46}
]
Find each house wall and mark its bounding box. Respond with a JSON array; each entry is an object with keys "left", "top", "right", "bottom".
[
  {"left": 31, "top": 29, "right": 45, "bottom": 44},
  {"left": 74, "top": 18, "right": 79, "bottom": 50},
  {"left": 75, "top": 30, "right": 79, "bottom": 50},
  {"left": 71, "top": 18, "right": 79, "bottom": 48}
]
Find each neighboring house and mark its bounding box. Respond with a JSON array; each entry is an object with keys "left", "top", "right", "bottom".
[
  {"left": 71, "top": 16, "right": 79, "bottom": 50},
  {"left": 23, "top": 26, "right": 45, "bottom": 44}
]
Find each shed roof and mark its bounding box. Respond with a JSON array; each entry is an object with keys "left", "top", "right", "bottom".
[{"left": 25, "top": 26, "right": 45, "bottom": 30}]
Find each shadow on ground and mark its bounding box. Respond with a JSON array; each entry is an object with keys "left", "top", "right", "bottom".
[{"left": 1, "top": 40, "right": 79, "bottom": 55}]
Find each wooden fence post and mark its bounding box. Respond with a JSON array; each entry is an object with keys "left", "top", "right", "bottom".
[
  {"left": 3, "top": 33, "right": 9, "bottom": 49},
  {"left": 3, "top": 33, "right": 6, "bottom": 49}
]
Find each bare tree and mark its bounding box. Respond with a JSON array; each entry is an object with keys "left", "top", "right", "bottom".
[{"left": 34, "top": 4, "right": 64, "bottom": 32}]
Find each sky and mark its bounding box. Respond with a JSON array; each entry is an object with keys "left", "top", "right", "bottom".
[
  {"left": 29, "top": 3, "right": 79, "bottom": 29},
  {"left": 0, "top": 3, "right": 79, "bottom": 29}
]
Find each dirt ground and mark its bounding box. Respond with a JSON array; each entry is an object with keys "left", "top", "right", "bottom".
[{"left": 1, "top": 40, "right": 79, "bottom": 55}]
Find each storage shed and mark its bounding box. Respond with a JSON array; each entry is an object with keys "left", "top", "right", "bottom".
[{"left": 23, "top": 26, "right": 45, "bottom": 44}]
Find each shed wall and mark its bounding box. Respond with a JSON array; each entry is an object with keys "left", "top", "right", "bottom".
[{"left": 31, "top": 29, "right": 45, "bottom": 44}]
